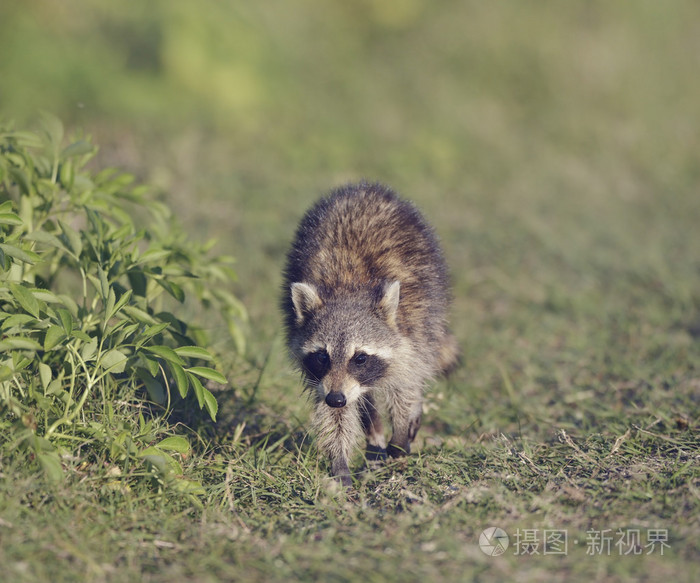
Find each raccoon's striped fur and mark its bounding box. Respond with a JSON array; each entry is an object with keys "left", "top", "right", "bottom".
[{"left": 282, "top": 182, "right": 458, "bottom": 486}]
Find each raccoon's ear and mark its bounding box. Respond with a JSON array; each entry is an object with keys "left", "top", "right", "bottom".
[
  {"left": 378, "top": 280, "right": 401, "bottom": 327},
  {"left": 290, "top": 282, "right": 323, "bottom": 325}
]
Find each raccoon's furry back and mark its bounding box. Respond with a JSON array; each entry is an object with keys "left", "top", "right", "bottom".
[{"left": 282, "top": 182, "right": 456, "bottom": 375}]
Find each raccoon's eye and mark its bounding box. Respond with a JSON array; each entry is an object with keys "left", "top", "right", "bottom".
[
  {"left": 353, "top": 353, "right": 368, "bottom": 366},
  {"left": 303, "top": 350, "right": 330, "bottom": 380}
]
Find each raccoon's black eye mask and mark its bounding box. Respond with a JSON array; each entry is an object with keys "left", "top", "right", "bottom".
[
  {"left": 303, "top": 350, "right": 331, "bottom": 379},
  {"left": 348, "top": 353, "right": 387, "bottom": 385}
]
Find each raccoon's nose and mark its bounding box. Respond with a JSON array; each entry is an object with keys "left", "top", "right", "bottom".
[{"left": 325, "top": 392, "right": 347, "bottom": 408}]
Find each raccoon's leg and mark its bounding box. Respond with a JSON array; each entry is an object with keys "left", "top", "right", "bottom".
[
  {"left": 312, "top": 400, "right": 364, "bottom": 488},
  {"left": 386, "top": 388, "right": 423, "bottom": 458},
  {"left": 360, "top": 393, "right": 387, "bottom": 462}
]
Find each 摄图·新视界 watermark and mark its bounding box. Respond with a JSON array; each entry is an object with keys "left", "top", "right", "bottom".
[{"left": 479, "top": 527, "right": 670, "bottom": 557}]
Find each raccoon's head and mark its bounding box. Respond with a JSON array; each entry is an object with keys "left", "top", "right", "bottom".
[{"left": 288, "top": 280, "right": 402, "bottom": 408}]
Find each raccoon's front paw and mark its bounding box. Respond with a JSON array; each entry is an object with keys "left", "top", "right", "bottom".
[
  {"left": 337, "top": 473, "right": 353, "bottom": 488},
  {"left": 387, "top": 441, "right": 410, "bottom": 458},
  {"left": 331, "top": 459, "right": 354, "bottom": 489},
  {"left": 365, "top": 444, "right": 388, "bottom": 463}
]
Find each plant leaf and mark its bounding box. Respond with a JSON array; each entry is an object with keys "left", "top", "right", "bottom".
[
  {"left": 7, "top": 130, "right": 43, "bottom": 149},
  {"left": 138, "top": 322, "right": 170, "bottom": 343},
  {"left": 8, "top": 167, "right": 31, "bottom": 195},
  {"left": 0, "top": 365, "right": 14, "bottom": 381},
  {"left": 136, "top": 248, "right": 171, "bottom": 265},
  {"left": 156, "top": 436, "right": 190, "bottom": 453},
  {"left": 136, "top": 368, "right": 166, "bottom": 405},
  {"left": 0, "top": 337, "right": 42, "bottom": 352},
  {"left": 103, "top": 286, "right": 115, "bottom": 324},
  {"left": 9, "top": 284, "right": 43, "bottom": 319},
  {"left": 186, "top": 366, "right": 227, "bottom": 385},
  {"left": 107, "top": 289, "right": 133, "bottom": 320},
  {"left": 2, "top": 313, "right": 36, "bottom": 330},
  {"left": 144, "top": 345, "right": 185, "bottom": 365},
  {"left": 169, "top": 362, "right": 189, "bottom": 399},
  {"left": 139, "top": 451, "right": 181, "bottom": 475},
  {"left": 81, "top": 338, "right": 97, "bottom": 361},
  {"left": 98, "top": 267, "right": 109, "bottom": 300},
  {"left": 39, "top": 362, "right": 52, "bottom": 389},
  {"left": 61, "top": 139, "right": 94, "bottom": 159},
  {"left": 44, "top": 325, "right": 67, "bottom": 351},
  {"left": 71, "top": 330, "right": 92, "bottom": 342},
  {"left": 156, "top": 278, "right": 185, "bottom": 302},
  {"left": 37, "top": 452, "right": 64, "bottom": 483},
  {"left": 121, "top": 305, "right": 157, "bottom": 324},
  {"left": 9, "top": 285, "right": 40, "bottom": 319},
  {"left": 173, "top": 345, "right": 214, "bottom": 361},
  {"left": 140, "top": 355, "right": 160, "bottom": 377},
  {"left": 58, "top": 220, "right": 82, "bottom": 258},
  {"left": 0, "top": 212, "right": 23, "bottom": 226},
  {"left": 39, "top": 111, "right": 64, "bottom": 149},
  {"left": 202, "top": 388, "right": 218, "bottom": 422},
  {"left": 0, "top": 243, "right": 41, "bottom": 265},
  {"left": 100, "top": 349, "right": 128, "bottom": 374},
  {"left": 187, "top": 372, "right": 205, "bottom": 408},
  {"left": 24, "top": 230, "right": 68, "bottom": 252}
]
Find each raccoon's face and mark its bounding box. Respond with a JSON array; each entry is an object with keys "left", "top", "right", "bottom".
[
  {"left": 289, "top": 281, "right": 400, "bottom": 408},
  {"left": 301, "top": 342, "right": 389, "bottom": 408}
]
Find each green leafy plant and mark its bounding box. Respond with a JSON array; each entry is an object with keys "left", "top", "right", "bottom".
[{"left": 0, "top": 114, "right": 245, "bottom": 483}]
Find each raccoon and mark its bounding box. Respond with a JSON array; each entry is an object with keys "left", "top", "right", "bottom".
[{"left": 282, "top": 182, "right": 458, "bottom": 487}]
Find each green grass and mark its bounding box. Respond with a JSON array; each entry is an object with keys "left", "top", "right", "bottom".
[{"left": 1, "top": 1, "right": 699, "bottom": 581}]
